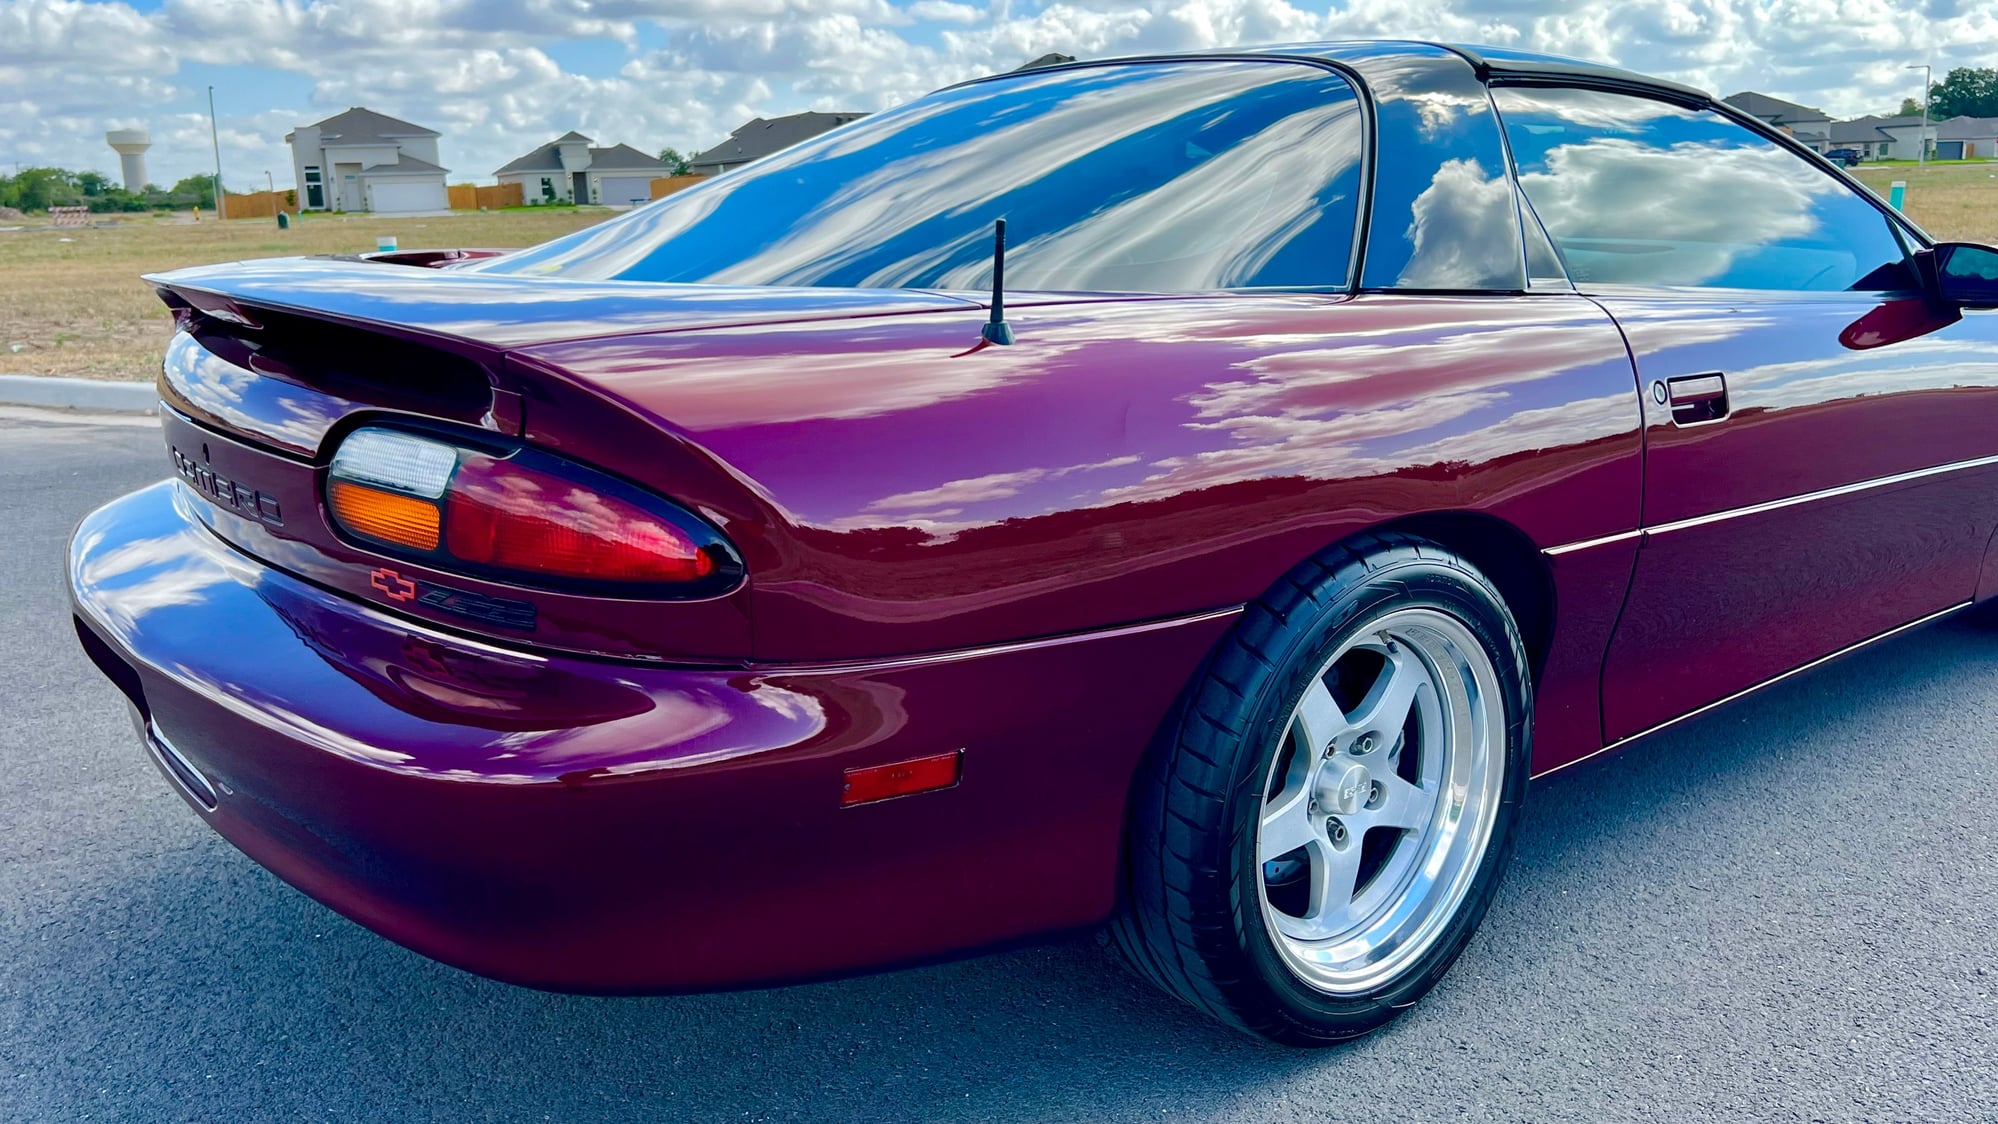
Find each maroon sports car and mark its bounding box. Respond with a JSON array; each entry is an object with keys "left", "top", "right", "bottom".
[{"left": 68, "top": 42, "right": 1998, "bottom": 1045}]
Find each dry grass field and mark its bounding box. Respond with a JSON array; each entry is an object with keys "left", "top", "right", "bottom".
[
  {"left": 2, "top": 169, "right": 1993, "bottom": 381},
  {"left": 1853, "top": 163, "right": 1998, "bottom": 244},
  {"left": 0, "top": 210, "right": 611, "bottom": 379}
]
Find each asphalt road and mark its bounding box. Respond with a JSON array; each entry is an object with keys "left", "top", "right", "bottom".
[{"left": 3, "top": 411, "right": 1995, "bottom": 1123}]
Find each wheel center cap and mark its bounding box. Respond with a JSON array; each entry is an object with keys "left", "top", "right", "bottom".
[{"left": 1324, "top": 762, "right": 1371, "bottom": 815}]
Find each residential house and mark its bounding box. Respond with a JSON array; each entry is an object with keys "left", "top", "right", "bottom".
[
  {"left": 688, "top": 112, "right": 868, "bottom": 176},
  {"left": 1936, "top": 116, "right": 1998, "bottom": 160},
  {"left": 1872, "top": 115, "right": 1940, "bottom": 160},
  {"left": 1723, "top": 91, "right": 1833, "bottom": 151},
  {"left": 285, "top": 107, "right": 449, "bottom": 213},
  {"left": 494, "top": 132, "right": 672, "bottom": 207},
  {"left": 1826, "top": 116, "right": 1900, "bottom": 161}
]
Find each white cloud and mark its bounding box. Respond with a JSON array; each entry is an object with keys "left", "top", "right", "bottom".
[{"left": 1, "top": 0, "right": 1993, "bottom": 191}]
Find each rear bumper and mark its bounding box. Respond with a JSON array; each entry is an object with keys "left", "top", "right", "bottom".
[{"left": 69, "top": 482, "right": 1235, "bottom": 992}]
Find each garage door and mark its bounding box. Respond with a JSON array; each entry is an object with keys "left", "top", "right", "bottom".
[
  {"left": 1935, "top": 141, "right": 1965, "bottom": 161},
  {"left": 368, "top": 181, "right": 447, "bottom": 213},
  {"left": 599, "top": 176, "right": 654, "bottom": 207}
]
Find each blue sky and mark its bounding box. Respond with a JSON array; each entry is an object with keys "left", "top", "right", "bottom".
[{"left": 4, "top": 0, "right": 1994, "bottom": 191}]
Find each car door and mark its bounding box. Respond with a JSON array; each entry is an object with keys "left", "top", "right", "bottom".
[{"left": 1494, "top": 85, "right": 1998, "bottom": 743}]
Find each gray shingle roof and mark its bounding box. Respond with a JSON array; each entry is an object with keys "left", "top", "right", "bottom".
[
  {"left": 1826, "top": 115, "right": 1923, "bottom": 143},
  {"left": 299, "top": 106, "right": 441, "bottom": 144},
  {"left": 1723, "top": 91, "right": 1831, "bottom": 127},
  {"left": 493, "top": 138, "right": 670, "bottom": 176},
  {"left": 1015, "top": 52, "right": 1076, "bottom": 71},
  {"left": 689, "top": 111, "right": 868, "bottom": 171},
  {"left": 360, "top": 153, "right": 448, "bottom": 176},
  {"left": 1938, "top": 115, "right": 1998, "bottom": 140},
  {"left": 587, "top": 143, "right": 670, "bottom": 171}
]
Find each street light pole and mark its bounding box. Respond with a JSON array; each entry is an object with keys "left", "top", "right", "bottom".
[
  {"left": 207, "top": 84, "right": 225, "bottom": 219},
  {"left": 1905, "top": 64, "right": 1931, "bottom": 169}
]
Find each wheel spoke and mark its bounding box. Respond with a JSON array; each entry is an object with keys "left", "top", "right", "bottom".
[
  {"left": 1293, "top": 676, "right": 1346, "bottom": 757},
  {"left": 1348, "top": 644, "right": 1429, "bottom": 745},
  {"left": 1361, "top": 772, "right": 1434, "bottom": 833},
  {"left": 1303, "top": 837, "right": 1364, "bottom": 925},
  {"left": 1259, "top": 788, "right": 1319, "bottom": 862}
]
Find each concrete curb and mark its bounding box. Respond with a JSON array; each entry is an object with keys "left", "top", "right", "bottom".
[{"left": 0, "top": 376, "right": 157, "bottom": 414}]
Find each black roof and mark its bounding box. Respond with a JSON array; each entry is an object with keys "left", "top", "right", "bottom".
[{"left": 953, "top": 41, "right": 1715, "bottom": 108}]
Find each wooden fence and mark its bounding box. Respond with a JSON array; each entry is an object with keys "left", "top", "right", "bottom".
[
  {"left": 221, "top": 189, "right": 299, "bottom": 220},
  {"left": 448, "top": 183, "right": 525, "bottom": 210},
  {"left": 649, "top": 175, "right": 704, "bottom": 200}
]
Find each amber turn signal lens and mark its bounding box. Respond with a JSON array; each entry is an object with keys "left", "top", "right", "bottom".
[{"left": 328, "top": 479, "right": 441, "bottom": 551}]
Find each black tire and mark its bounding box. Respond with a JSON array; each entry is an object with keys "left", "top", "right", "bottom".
[{"left": 1111, "top": 532, "right": 1532, "bottom": 1045}]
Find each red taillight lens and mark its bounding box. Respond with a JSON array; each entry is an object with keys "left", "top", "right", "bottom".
[
  {"left": 325, "top": 427, "right": 737, "bottom": 596},
  {"left": 444, "top": 452, "right": 715, "bottom": 583}
]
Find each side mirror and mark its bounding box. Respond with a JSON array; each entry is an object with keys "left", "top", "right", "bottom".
[{"left": 1931, "top": 242, "right": 1998, "bottom": 309}]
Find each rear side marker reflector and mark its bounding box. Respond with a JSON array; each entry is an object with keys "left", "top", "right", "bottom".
[
  {"left": 842, "top": 751, "right": 962, "bottom": 807},
  {"left": 328, "top": 479, "right": 441, "bottom": 550}
]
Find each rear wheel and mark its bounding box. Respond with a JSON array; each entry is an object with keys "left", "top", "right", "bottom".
[{"left": 1113, "top": 534, "right": 1531, "bottom": 1045}]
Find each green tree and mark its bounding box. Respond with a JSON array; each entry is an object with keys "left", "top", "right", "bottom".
[
  {"left": 0, "top": 167, "right": 81, "bottom": 212},
  {"left": 1930, "top": 67, "right": 1998, "bottom": 120},
  {"left": 168, "top": 174, "right": 217, "bottom": 209},
  {"left": 658, "top": 146, "right": 692, "bottom": 175},
  {"left": 76, "top": 171, "right": 111, "bottom": 196},
  {"left": 1895, "top": 97, "right": 1924, "bottom": 117}
]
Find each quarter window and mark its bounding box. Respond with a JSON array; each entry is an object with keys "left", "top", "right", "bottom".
[{"left": 1492, "top": 87, "right": 1914, "bottom": 291}]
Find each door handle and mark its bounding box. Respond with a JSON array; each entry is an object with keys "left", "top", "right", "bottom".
[{"left": 1655, "top": 372, "right": 1729, "bottom": 425}]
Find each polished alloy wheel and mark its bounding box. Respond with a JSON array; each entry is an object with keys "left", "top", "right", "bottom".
[{"left": 1255, "top": 606, "right": 1505, "bottom": 994}]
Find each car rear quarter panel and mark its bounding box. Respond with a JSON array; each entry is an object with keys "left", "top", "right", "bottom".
[{"left": 520, "top": 293, "right": 1644, "bottom": 766}]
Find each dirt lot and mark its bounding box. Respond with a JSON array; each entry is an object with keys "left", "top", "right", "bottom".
[
  {"left": 0, "top": 210, "right": 611, "bottom": 379},
  {"left": 1854, "top": 162, "right": 1998, "bottom": 244},
  {"left": 2, "top": 170, "right": 1993, "bottom": 381}
]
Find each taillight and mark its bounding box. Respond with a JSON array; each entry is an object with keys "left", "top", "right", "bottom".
[{"left": 325, "top": 426, "right": 740, "bottom": 597}]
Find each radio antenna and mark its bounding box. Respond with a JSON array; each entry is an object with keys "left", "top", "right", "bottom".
[{"left": 980, "top": 218, "right": 1015, "bottom": 346}]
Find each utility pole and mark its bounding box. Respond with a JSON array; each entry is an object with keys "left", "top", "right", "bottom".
[
  {"left": 265, "top": 170, "right": 274, "bottom": 195},
  {"left": 1905, "top": 64, "right": 1932, "bottom": 169},
  {"left": 208, "top": 84, "right": 225, "bottom": 219}
]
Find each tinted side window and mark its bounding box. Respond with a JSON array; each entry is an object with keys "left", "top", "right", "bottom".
[
  {"left": 1492, "top": 88, "right": 1913, "bottom": 291},
  {"left": 479, "top": 62, "right": 1364, "bottom": 292}
]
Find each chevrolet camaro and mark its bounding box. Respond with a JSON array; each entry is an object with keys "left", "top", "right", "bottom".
[{"left": 67, "top": 42, "right": 1998, "bottom": 1045}]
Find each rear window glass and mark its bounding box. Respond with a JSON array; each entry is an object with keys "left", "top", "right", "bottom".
[{"left": 473, "top": 61, "right": 1365, "bottom": 293}]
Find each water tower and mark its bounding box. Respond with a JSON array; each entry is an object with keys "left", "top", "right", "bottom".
[{"left": 105, "top": 130, "right": 152, "bottom": 192}]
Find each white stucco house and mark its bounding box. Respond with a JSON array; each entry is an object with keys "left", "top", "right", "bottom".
[
  {"left": 1935, "top": 116, "right": 1998, "bottom": 161},
  {"left": 285, "top": 107, "right": 450, "bottom": 214},
  {"left": 494, "top": 132, "right": 671, "bottom": 207},
  {"left": 1871, "top": 115, "right": 1941, "bottom": 160}
]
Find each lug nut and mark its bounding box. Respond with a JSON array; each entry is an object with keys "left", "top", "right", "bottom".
[
  {"left": 1355, "top": 733, "right": 1376, "bottom": 755},
  {"left": 1326, "top": 817, "right": 1348, "bottom": 845}
]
